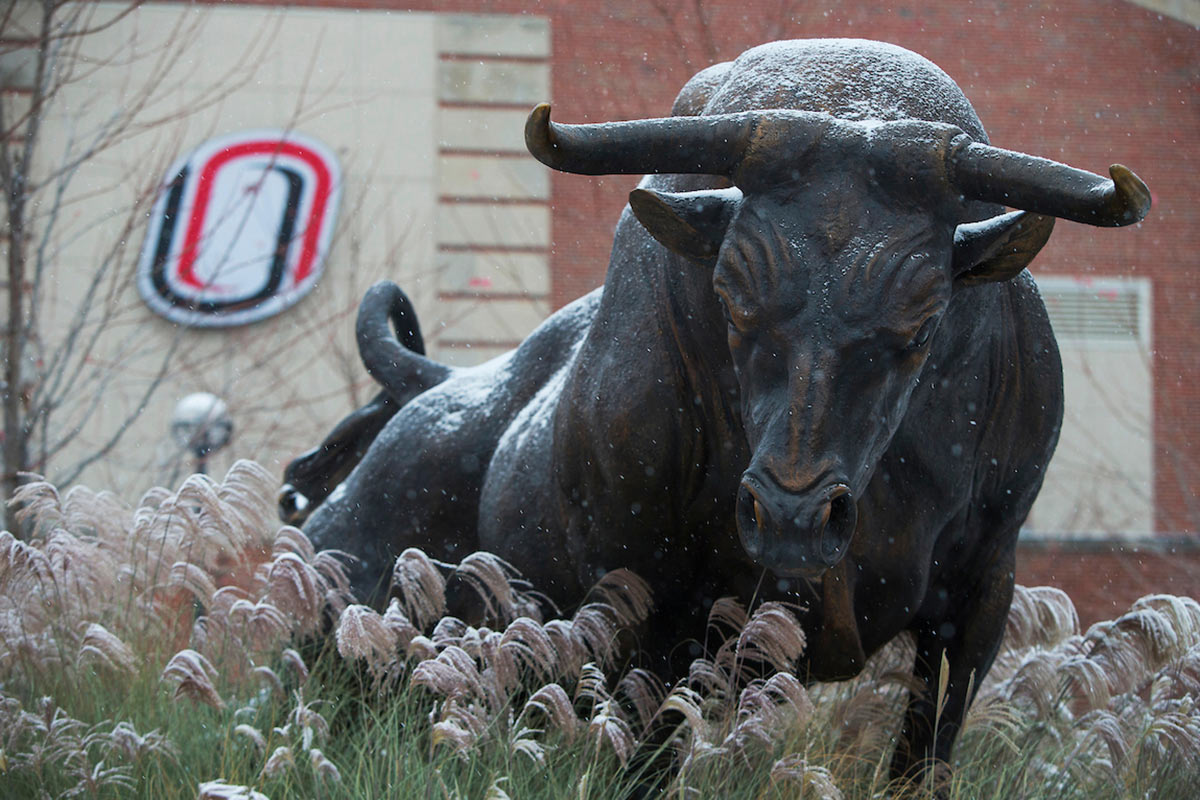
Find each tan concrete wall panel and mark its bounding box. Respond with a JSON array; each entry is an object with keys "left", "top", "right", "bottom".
[
  {"left": 437, "top": 343, "right": 516, "bottom": 367},
  {"left": 438, "top": 61, "right": 549, "bottom": 105},
  {"left": 436, "top": 204, "right": 549, "bottom": 248},
  {"left": 438, "top": 108, "right": 531, "bottom": 152},
  {"left": 438, "top": 155, "right": 547, "bottom": 199},
  {"left": 1029, "top": 347, "right": 1154, "bottom": 536},
  {"left": 434, "top": 297, "right": 551, "bottom": 344},
  {"left": 436, "top": 251, "right": 549, "bottom": 296},
  {"left": 436, "top": 14, "right": 550, "bottom": 58}
]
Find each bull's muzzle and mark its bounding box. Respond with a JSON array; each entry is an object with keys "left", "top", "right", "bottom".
[{"left": 735, "top": 472, "right": 857, "bottom": 577}]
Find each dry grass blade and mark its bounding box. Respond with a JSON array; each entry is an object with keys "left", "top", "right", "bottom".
[
  {"left": 309, "top": 747, "right": 342, "bottom": 783},
  {"left": 272, "top": 526, "right": 316, "bottom": 563},
  {"left": 500, "top": 616, "right": 557, "bottom": 681},
  {"left": 261, "top": 745, "right": 295, "bottom": 779},
  {"left": 543, "top": 619, "right": 585, "bottom": 677},
  {"left": 656, "top": 684, "right": 707, "bottom": 736},
  {"left": 411, "top": 645, "right": 487, "bottom": 703},
  {"left": 480, "top": 629, "right": 519, "bottom": 697},
  {"left": 288, "top": 690, "right": 331, "bottom": 750},
  {"left": 769, "top": 755, "right": 844, "bottom": 800},
  {"left": 707, "top": 596, "right": 750, "bottom": 640},
  {"left": 161, "top": 649, "right": 225, "bottom": 709},
  {"left": 688, "top": 657, "right": 731, "bottom": 699},
  {"left": 382, "top": 597, "right": 421, "bottom": 650},
  {"left": 77, "top": 622, "right": 138, "bottom": 676},
  {"left": 485, "top": 777, "right": 515, "bottom": 800},
  {"left": 1134, "top": 595, "right": 1200, "bottom": 649},
  {"left": 726, "top": 672, "right": 814, "bottom": 753},
  {"left": 312, "top": 550, "right": 353, "bottom": 602},
  {"left": 108, "top": 720, "right": 178, "bottom": 764},
  {"left": 336, "top": 604, "right": 399, "bottom": 667},
  {"left": 1006, "top": 585, "right": 1080, "bottom": 650},
  {"left": 587, "top": 568, "right": 653, "bottom": 628},
  {"left": 391, "top": 548, "right": 447, "bottom": 631},
  {"left": 265, "top": 552, "right": 324, "bottom": 634},
  {"left": 587, "top": 698, "right": 635, "bottom": 767},
  {"left": 253, "top": 665, "right": 285, "bottom": 698},
  {"left": 280, "top": 647, "right": 309, "bottom": 685},
  {"left": 736, "top": 601, "right": 807, "bottom": 673},
  {"left": 575, "top": 661, "right": 612, "bottom": 707},
  {"left": 407, "top": 635, "right": 439, "bottom": 662},
  {"left": 432, "top": 615, "right": 470, "bottom": 650},
  {"left": 1078, "top": 708, "right": 1132, "bottom": 768},
  {"left": 570, "top": 604, "right": 621, "bottom": 665},
  {"left": 216, "top": 461, "right": 279, "bottom": 537},
  {"left": 1, "top": 529, "right": 54, "bottom": 584},
  {"left": 520, "top": 682, "right": 581, "bottom": 742},
  {"left": 1114, "top": 607, "right": 1181, "bottom": 665},
  {"left": 1062, "top": 653, "right": 1113, "bottom": 711},
  {"left": 999, "top": 648, "right": 1072, "bottom": 718},
  {"left": 454, "top": 551, "right": 521, "bottom": 625},
  {"left": 9, "top": 478, "right": 63, "bottom": 531},
  {"left": 234, "top": 723, "right": 268, "bottom": 754},
  {"left": 431, "top": 698, "right": 489, "bottom": 758},
  {"left": 616, "top": 668, "right": 667, "bottom": 730},
  {"left": 166, "top": 560, "right": 218, "bottom": 604}
]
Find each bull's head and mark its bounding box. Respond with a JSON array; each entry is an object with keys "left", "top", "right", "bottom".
[{"left": 526, "top": 104, "right": 1149, "bottom": 578}]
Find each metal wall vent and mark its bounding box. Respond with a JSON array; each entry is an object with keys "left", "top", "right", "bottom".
[{"left": 1035, "top": 276, "right": 1151, "bottom": 347}]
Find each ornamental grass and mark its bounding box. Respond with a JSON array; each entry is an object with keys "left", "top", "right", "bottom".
[{"left": 0, "top": 461, "right": 1196, "bottom": 798}]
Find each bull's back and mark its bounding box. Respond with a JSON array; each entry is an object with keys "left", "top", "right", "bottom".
[{"left": 303, "top": 291, "right": 600, "bottom": 600}]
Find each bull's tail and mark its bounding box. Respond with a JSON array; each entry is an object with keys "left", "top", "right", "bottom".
[
  {"left": 278, "top": 282, "right": 452, "bottom": 525},
  {"left": 356, "top": 281, "right": 452, "bottom": 399}
]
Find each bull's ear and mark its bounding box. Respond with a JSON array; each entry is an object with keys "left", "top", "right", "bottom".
[
  {"left": 629, "top": 187, "right": 741, "bottom": 262},
  {"left": 953, "top": 211, "right": 1055, "bottom": 286}
]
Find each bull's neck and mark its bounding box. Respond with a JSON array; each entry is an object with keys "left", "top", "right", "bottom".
[{"left": 602, "top": 208, "right": 744, "bottom": 462}]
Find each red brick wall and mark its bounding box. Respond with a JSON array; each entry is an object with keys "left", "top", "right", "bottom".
[
  {"left": 1017, "top": 540, "right": 1200, "bottom": 629},
  {"left": 212, "top": 1, "right": 1200, "bottom": 616}
]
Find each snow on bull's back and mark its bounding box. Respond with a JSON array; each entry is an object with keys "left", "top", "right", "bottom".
[
  {"left": 411, "top": 352, "right": 518, "bottom": 438},
  {"left": 705, "top": 39, "right": 987, "bottom": 141},
  {"left": 399, "top": 291, "right": 600, "bottom": 442}
]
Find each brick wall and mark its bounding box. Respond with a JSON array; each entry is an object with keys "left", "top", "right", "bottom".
[
  {"left": 215, "top": 0, "right": 1199, "bottom": 620},
  {"left": 1017, "top": 540, "right": 1200, "bottom": 629}
]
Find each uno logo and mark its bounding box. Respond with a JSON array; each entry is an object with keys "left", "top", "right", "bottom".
[{"left": 138, "top": 130, "right": 342, "bottom": 327}]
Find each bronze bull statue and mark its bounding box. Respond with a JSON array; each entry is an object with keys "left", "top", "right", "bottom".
[{"left": 283, "top": 39, "right": 1149, "bottom": 782}]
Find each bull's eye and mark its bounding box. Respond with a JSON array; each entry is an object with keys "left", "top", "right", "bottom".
[{"left": 907, "top": 317, "right": 938, "bottom": 350}]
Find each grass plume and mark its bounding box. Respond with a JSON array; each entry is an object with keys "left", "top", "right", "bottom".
[{"left": 1, "top": 463, "right": 1196, "bottom": 798}]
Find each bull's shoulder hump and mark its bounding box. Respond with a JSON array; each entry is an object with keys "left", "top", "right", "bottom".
[
  {"left": 702, "top": 38, "right": 986, "bottom": 140},
  {"left": 508, "top": 288, "right": 601, "bottom": 370},
  {"left": 672, "top": 61, "right": 733, "bottom": 117}
]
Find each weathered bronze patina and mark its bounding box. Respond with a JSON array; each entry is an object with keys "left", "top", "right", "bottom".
[{"left": 286, "top": 39, "right": 1149, "bottom": 781}]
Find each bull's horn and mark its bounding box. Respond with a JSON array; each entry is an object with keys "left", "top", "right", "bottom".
[
  {"left": 949, "top": 139, "right": 1150, "bottom": 227},
  {"left": 525, "top": 103, "right": 831, "bottom": 182}
]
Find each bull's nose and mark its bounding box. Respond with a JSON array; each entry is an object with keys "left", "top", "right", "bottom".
[{"left": 735, "top": 474, "right": 857, "bottom": 574}]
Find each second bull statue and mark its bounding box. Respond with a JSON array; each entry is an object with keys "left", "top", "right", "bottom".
[{"left": 282, "top": 40, "right": 1149, "bottom": 781}]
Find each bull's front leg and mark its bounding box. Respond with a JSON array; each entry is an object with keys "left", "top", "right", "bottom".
[{"left": 890, "top": 540, "right": 1016, "bottom": 791}]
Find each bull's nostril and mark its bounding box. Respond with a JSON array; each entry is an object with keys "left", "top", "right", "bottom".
[
  {"left": 829, "top": 491, "right": 852, "bottom": 526},
  {"left": 820, "top": 488, "right": 857, "bottom": 563},
  {"left": 754, "top": 498, "right": 767, "bottom": 531}
]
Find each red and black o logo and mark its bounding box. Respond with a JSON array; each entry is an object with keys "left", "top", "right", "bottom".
[{"left": 137, "top": 130, "right": 342, "bottom": 327}]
